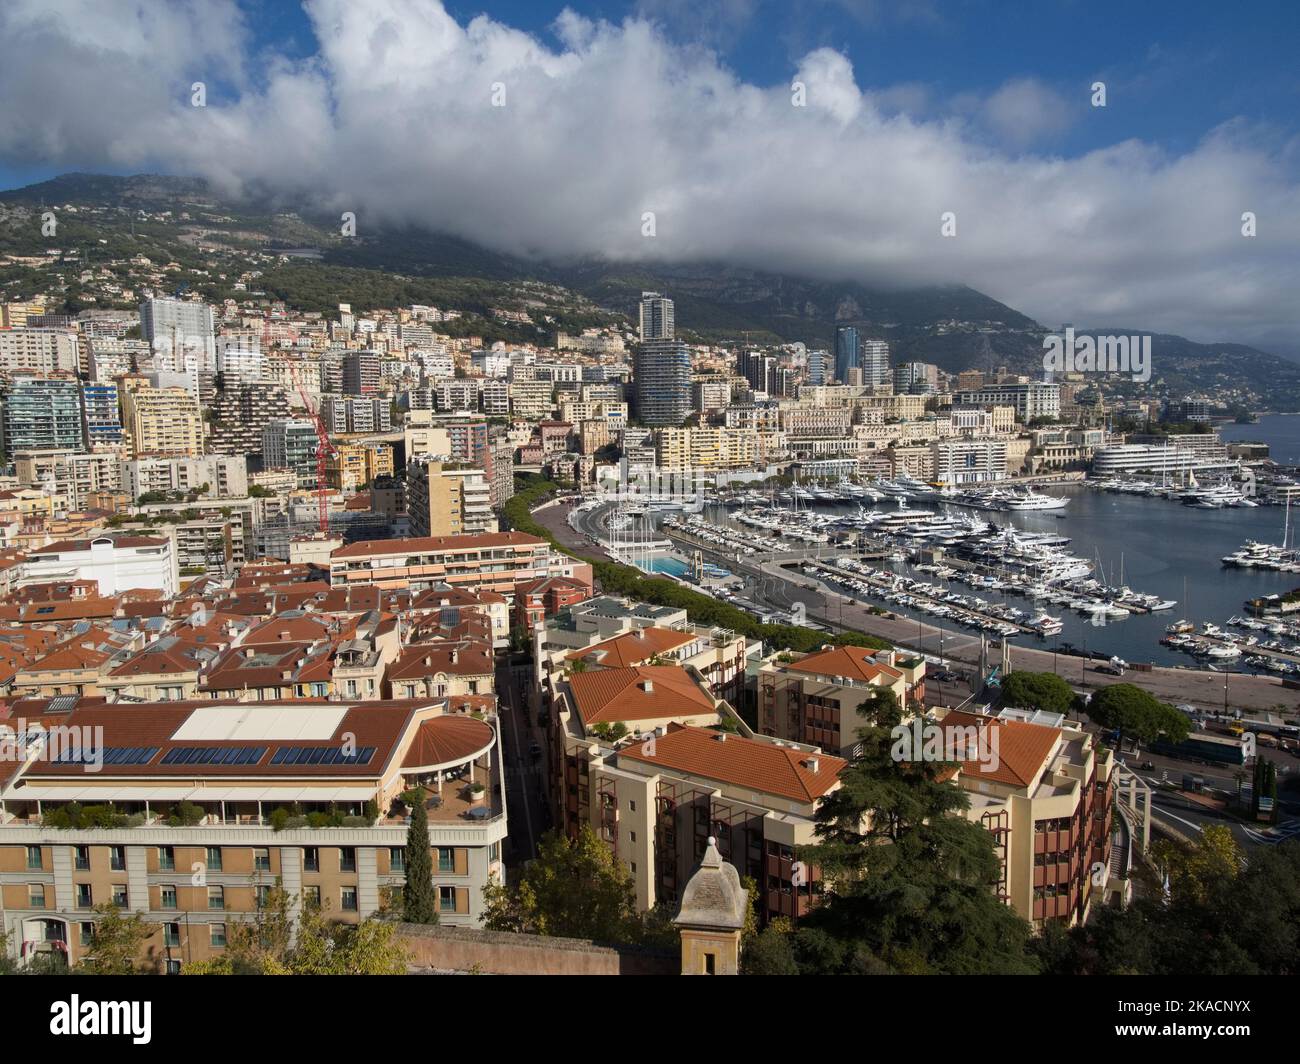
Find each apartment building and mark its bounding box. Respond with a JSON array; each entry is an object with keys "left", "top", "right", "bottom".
[
  {"left": 261, "top": 419, "right": 320, "bottom": 489},
  {"left": 1, "top": 377, "right": 85, "bottom": 455},
  {"left": 14, "top": 450, "right": 122, "bottom": 511},
  {"left": 207, "top": 383, "right": 293, "bottom": 461},
  {"left": 654, "top": 427, "right": 758, "bottom": 471},
  {"left": 0, "top": 698, "right": 506, "bottom": 969},
  {"left": 0, "top": 328, "right": 80, "bottom": 375},
  {"left": 329, "top": 532, "right": 574, "bottom": 596},
  {"left": 939, "top": 707, "right": 1115, "bottom": 928},
  {"left": 22, "top": 535, "right": 180, "bottom": 598},
  {"left": 122, "top": 385, "right": 203, "bottom": 458},
  {"left": 547, "top": 661, "right": 842, "bottom": 922},
  {"left": 405, "top": 458, "right": 497, "bottom": 538},
  {"left": 121, "top": 455, "right": 248, "bottom": 500},
  {"left": 932, "top": 436, "right": 1010, "bottom": 485},
  {"left": 756, "top": 645, "right": 925, "bottom": 759},
  {"left": 954, "top": 382, "right": 1060, "bottom": 424}
]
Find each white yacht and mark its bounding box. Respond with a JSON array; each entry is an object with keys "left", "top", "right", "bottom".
[{"left": 1001, "top": 489, "right": 1068, "bottom": 512}]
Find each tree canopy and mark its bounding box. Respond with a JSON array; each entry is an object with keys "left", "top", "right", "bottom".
[
  {"left": 1082, "top": 684, "right": 1190, "bottom": 745},
  {"left": 1001, "top": 671, "right": 1078, "bottom": 715},
  {"left": 794, "top": 688, "right": 1037, "bottom": 974}
]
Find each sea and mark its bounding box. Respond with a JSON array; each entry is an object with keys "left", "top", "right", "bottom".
[{"left": 1219, "top": 413, "right": 1300, "bottom": 465}]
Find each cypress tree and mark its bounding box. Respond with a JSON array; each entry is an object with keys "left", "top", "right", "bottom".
[{"left": 402, "top": 797, "right": 438, "bottom": 924}]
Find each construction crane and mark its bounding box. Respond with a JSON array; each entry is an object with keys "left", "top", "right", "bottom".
[{"left": 289, "top": 364, "right": 336, "bottom": 533}]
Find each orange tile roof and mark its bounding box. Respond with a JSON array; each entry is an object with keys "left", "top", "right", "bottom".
[
  {"left": 401, "top": 715, "right": 495, "bottom": 769},
  {"left": 567, "top": 666, "right": 716, "bottom": 727},
  {"left": 567, "top": 627, "right": 694, "bottom": 669},
  {"left": 783, "top": 645, "right": 902, "bottom": 683},
  {"left": 619, "top": 724, "right": 845, "bottom": 803},
  {"left": 940, "top": 710, "right": 1061, "bottom": 788}
]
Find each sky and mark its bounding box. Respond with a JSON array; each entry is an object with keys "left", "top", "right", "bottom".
[{"left": 1, "top": 0, "right": 1298, "bottom": 353}]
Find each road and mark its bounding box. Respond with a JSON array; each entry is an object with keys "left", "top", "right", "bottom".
[{"left": 496, "top": 657, "right": 550, "bottom": 870}]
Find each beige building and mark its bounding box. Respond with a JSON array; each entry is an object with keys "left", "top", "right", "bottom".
[
  {"left": 939, "top": 707, "right": 1115, "bottom": 929},
  {"left": 122, "top": 385, "right": 203, "bottom": 458},
  {"left": 0, "top": 698, "right": 507, "bottom": 970},
  {"left": 756, "top": 645, "right": 924, "bottom": 758}
]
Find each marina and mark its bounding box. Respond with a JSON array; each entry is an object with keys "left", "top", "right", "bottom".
[{"left": 650, "top": 480, "right": 1300, "bottom": 676}]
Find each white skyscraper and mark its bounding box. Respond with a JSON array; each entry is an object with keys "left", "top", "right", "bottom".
[
  {"left": 140, "top": 297, "right": 217, "bottom": 372},
  {"left": 638, "top": 292, "right": 675, "bottom": 342},
  {"left": 861, "top": 340, "right": 891, "bottom": 387}
]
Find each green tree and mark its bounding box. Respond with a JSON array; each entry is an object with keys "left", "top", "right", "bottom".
[
  {"left": 797, "top": 688, "right": 1037, "bottom": 974},
  {"left": 1082, "top": 684, "right": 1190, "bottom": 747},
  {"left": 1000, "top": 671, "right": 1077, "bottom": 714},
  {"left": 77, "top": 904, "right": 156, "bottom": 975},
  {"left": 482, "top": 826, "right": 643, "bottom": 943},
  {"left": 403, "top": 797, "right": 439, "bottom": 924},
  {"left": 183, "top": 886, "right": 408, "bottom": 974},
  {"left": 742, "top": 916, "right": 799, "bottom": 975}
]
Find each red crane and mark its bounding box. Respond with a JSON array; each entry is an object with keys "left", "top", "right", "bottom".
[{"left": 289, "top": 365, "right": 336, "bottom": 533}]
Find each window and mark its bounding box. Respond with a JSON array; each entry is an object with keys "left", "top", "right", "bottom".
[
  {"left": 629, "top": 800, "right": 636, "bottom": 812},
  {"left": 439, "top": 886, "right": 456, "bottom": 913},
  {"left": 164, "top": 924, "right": 181, "bottom": 948},
  {"left": 437, "top": 847, "right": 454, "bottom": 873},
  {"left": 255, "top": 885, "right": 271, "bottom": 909},
  {"left": 160, "top": 885, "right": 177, "bottom": 909},
  {"left": 207, "top": 886, "right": 225, "bottom": 910},
  {"left": 79, "top": 922, "right": 94, "bottom": 947},
  {"left": 109, "top": 845, "right": 125, "bottom": 872},
  {"left": 704, "top": 953, "right": 716, "bottom": 975},
  {"left": 112, "top": 884, "right": 129, "bottom": 907},
  {"left": 339, "top": 847, "right": 356, "bottom": 873},
  {"left": 29, "top": 884, "right": 46, "bottom": 908},
  {"left": 390, "top": 848, "right": 406, "bottom": 873},
  {"left": 166, "top": 959, "right": 182, "bottom": 975},
  {"left": 76, "top": 884, "right": 93, "bottom": 909},
  {"left": 303, "top": 847, "right": 319, "bottom": 873},
  {"left": 340, "top": 887, "right": 358, "bottom": 912},
  {"left": 74, "top": 845, "right": 90, "bottom": 871},
  {"left": 304, "top": 885, "right": 321, "bottom": 907},
  {"left": 206, "top": 847, "right": 223, "bottom": 872},
  {"left": 26, "top": 846, "right": 41, "bottom": 870},
  {"left": 210, "top": 924, "right": 227, "bottom": 948},
  {"left": 254, "top": 848, "right": 270, "bottom": 872},
  {"left": 158, "top": 846, "right": 175, "bottom": 871}
]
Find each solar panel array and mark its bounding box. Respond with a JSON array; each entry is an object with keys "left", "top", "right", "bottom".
[
  {"left": 269, "top": 745, "right": 377, "bottom": 767},
  {"left": 54, "top": 746, "right": 160, "bottom": 765},
  {"left": 159, "top": 746, "right": 267, "bottom": 766}
]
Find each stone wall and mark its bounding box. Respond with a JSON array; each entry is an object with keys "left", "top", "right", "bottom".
[{"left": 398, "top": 923, "right": 677, "bottom": 975}]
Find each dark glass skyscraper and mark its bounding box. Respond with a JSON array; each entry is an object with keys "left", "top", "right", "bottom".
[{"left": 834, "top": 325, "right": 859, "bottom": 383}]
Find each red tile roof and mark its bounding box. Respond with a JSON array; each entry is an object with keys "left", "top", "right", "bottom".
[
  {"left": 618, "top": 724, "right": 845, "bottom": 803},
  {"left": 567, "top": 666, "right": 716, "bottom": 727}
]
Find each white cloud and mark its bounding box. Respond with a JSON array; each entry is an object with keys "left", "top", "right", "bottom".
[{"left": 1, "top": 0, "right": 1297, "bottom": 353}]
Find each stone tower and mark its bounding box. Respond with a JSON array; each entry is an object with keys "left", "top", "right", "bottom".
[{"left": 673, "top": 836, "right": 748, "bottom": 975}]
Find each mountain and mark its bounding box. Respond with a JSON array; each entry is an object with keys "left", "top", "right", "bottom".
[{"left": 2, "top": 172, "right": 1298, "bottom": 407}]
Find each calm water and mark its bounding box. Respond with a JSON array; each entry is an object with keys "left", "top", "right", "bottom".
[
  {"left": 1220, "top": 413, "right": 1300, "bottom": 465},
  {"left": 707, "top": 487, "right": 1300, "bottom": 669}
]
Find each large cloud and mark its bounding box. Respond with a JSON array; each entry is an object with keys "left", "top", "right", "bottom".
[{"left": 1, "top": 0, "right": 1298, "bottom": 353}]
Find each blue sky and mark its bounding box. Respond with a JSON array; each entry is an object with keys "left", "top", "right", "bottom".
[{"left": 1, "top": 0, "right": 1298, "bottom": 350}]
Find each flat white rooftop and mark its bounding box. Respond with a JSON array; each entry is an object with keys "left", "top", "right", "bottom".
[{"left": 170, "top": 704, "right": 350, "bottom": 743}]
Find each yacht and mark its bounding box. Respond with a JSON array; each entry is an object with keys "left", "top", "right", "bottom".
[{"left": 1001, "top": 489, "right": 1069, "bottom": 512}]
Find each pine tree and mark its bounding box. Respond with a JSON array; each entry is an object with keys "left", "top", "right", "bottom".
[
  {"left": 403, "top": 797, "right": 439, "bottom": 924},
  {"left": 797, "top": 687, "right": 1037, "bottom": 974}
]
